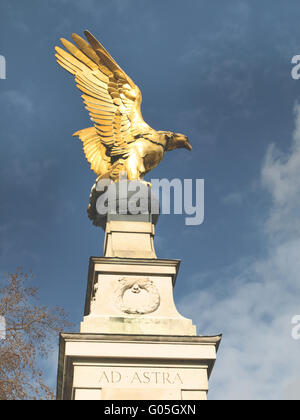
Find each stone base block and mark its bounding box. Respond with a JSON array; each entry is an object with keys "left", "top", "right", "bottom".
[
  {"left": 81, "top": 257, "right": 197, "bottom": 336},
  {"left": 56, "top": 333, "right": 221, "bottom": 400},
  {"left": 104, "top": 220, "right": 157, "bottom": 259},
  {"left": 80, "top": 315, "right": 196, "bottom": 335}
]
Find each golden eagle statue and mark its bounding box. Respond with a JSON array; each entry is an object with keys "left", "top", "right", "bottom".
[{"left": 55, "top": 31, "right": 192, "bottom": 182}]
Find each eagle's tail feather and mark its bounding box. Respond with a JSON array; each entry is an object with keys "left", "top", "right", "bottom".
[{"left": 73, "top": 127, "right": 111, "bottom": 177}]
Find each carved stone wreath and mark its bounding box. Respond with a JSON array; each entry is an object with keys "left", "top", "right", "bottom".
[{"left": 114, "top": 277, "right": 160, "bottom": 315}]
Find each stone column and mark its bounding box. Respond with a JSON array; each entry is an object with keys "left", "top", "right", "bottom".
[{"left": 56, "top": 181, "right": 221, "bottom": 400}]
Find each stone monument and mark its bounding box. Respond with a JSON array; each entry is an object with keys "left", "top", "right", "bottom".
[{"left": 55, "top": 31, "right": 221, "bottom": 400}]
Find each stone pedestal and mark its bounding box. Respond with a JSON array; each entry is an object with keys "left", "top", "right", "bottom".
[
  {"left": 57, "top": 333, "right": 221, "bottom": 400},
  {"left": 104, "top": 220, "right": 157, "bottom": 259},
  {"left": 56, "top": 182, "right": 221, "bottom": 400},
  {"left": 80, "top": 256, "right": 196, "bottom": 335}
]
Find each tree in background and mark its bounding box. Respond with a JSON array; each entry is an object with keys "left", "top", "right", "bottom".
[{"left": 0, "top": 269, "right": 71, "bottom": 399}]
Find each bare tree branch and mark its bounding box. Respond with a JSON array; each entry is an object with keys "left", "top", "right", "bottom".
[{"left": 0, "top": 269, "right": 71, "bottom": 400}]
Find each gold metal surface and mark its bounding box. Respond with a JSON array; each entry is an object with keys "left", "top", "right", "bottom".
[{"left": 55, "top": 31, "right": 192, "bottom": 181}]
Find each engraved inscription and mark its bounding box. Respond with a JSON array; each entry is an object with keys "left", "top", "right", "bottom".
[
  {"left": 99, "top": 369, "right": 183, "bottom": 386},
  {"left": 99, "top": 370, "right": 121, "bottom": 384}
]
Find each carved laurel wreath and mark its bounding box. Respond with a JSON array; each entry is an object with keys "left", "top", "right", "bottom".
[{"left": 115, "top": 277, "right": 160, "bottom": 315}]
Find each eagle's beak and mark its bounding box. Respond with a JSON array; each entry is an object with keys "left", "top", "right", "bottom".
[{"left": 185, "top": 142, "right": 192, "bottom": 151}]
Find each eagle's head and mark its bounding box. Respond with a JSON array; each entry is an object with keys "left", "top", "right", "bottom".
[{"left": 159, "top": 131, "right": 192, "bottom": 152}]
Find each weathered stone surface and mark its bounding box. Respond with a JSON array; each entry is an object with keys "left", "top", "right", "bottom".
[
  {"left": 57, "top": 333, "right": 221, "bottom": 400},
  {"left": 80, "top": 257, "right": 196, "bottom": 336},
  {"left": 104, "top": 220, "right": 157, "bottom": 258}
]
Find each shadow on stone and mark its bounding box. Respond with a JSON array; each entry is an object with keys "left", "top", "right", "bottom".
[{"left": 88, "top": 179, "right": 160, "bottom": 230}]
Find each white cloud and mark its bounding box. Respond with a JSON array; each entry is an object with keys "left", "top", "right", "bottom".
[
  {"left": 262, "top": 103, "right": 300, "bottom": 240},
  {"left": 178, "top": 104, "right": 300, "bottom": 400},
  {"left": 222, "top": 191, "right": 244, "bottom": 205},
  {"left": 1, "top": 90, "right": 34, "bottom": 115}
]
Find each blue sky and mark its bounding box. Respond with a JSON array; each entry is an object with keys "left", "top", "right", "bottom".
[{"left": 1, "top": 0, "right": 300, "bottom": 399}]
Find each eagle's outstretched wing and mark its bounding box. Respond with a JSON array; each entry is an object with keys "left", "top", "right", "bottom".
[{"left": 55, "top": 30, "right": 150, "bottom": 177}]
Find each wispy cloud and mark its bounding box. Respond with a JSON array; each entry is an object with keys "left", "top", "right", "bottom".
[
  {"left": 1, "top": 90, "right": 34, "bottom": 115},
  {"left": 222, "top": 191, "right": 244, "bottom": 206},
  {"left": 178, "top": 103, "right": 300, "bottom": 400},
  {"left": 262, "top": 102, "right": 300, "bottom": 241}
]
